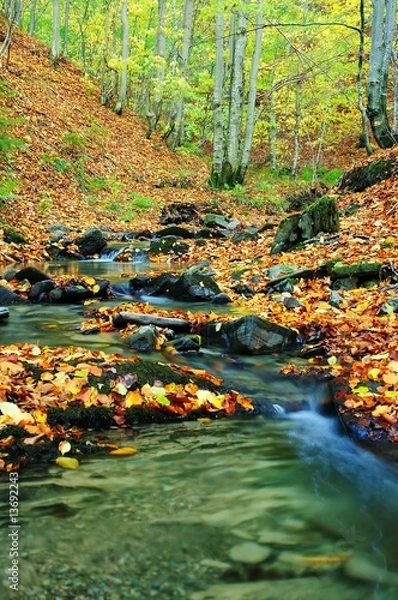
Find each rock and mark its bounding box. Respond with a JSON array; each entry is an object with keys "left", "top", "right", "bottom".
[
  {"left": 379, "top": 297, "right": 398, "bottom": 315},
  {"left": 231, "top": 227, "right": 259, "bottom": 244},
  {"left": 126, "top": 325, "right": 158, "bottom": 352},
  {"left": 28, "top": 280, "right": 55, "bottom": 302},
  {"left": 3, "top": 227, "right": 27, "bottom": 244},
  {"left": 74, "top": 227, "right": 108, "bottom": 257},
  {"left": 159, "top": 201, "right": 200, "bottom": 225},
  {"left": 265, "top": 264, "right": 299, "bottom": 279},
  {"left": 2, "top": 267, "right": 18, "bottom": 281},
  {"left": 197, "top": 315, "right": 299, "bottom": 354},
  {"left": 0, "top": 284, "right": 27, "bottom": 305},
  {"left": 167, "top": 335, "right": 201, "bottom": 352},
  {"left": 129, "top": 266, "right": 222, "bottom": 302},
  {"left": 271, "top": 196, "right": 339, "bottom": 254},
  {"left": 149, "top": 236, "right": 190, "bottom": 256},
  {"left": 338, "top": 157, "right": 394, "bottom": 193},
  {"left": 48, "top": 280, "right": 109, "bottom": 303},
  {"left": 0, "top": 306, "right": 10, "bottom": 319},
  {"left": 14, "top": 266, "right": 50, "bottom": 284},
  {"left": 329, "top": 290, "right": 344, "bottom": 307},
  {"left": 157, "top": 226, "right": 194, "bottom": 238},
  {"left": 211, "top": 293, "right": 232, "bottom": 305},
  {"left": 283, "top": 296, "right": 303, "bottom": 309},
  {"left": 228, "top": 541, "right": 272, "bottom": 564},
  {"left": 204, "top": 213, "right": 240, "bottom": 230}
]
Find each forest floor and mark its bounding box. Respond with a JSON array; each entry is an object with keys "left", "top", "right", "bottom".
[{"left": 1, "top": 27, "right": 398, "bottom": 470}]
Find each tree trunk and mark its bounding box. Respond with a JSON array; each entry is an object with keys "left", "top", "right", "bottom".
[
  {"left": 51, "top": 0, "right": 61, "bottom": 66},
  {"left": 223, "top": 8, "right": 248, "bottom": 186},
  {"left": 208, "top": 1, "right": 225, "bottom": 189},
  {"left": 367, "top": 0, "right": 398, "bottom": 148},
  {"left": 28, "top": 0, "right": 37, "bottom": 36},
  {"left": 114, "top": 0, "right": 129, "bottom": 115},
  {"left": 63, "top": 0, "right": 70, "bottom": 58},
  {"left": 357, "top": 0, "right": 373, "bottom": 155},
  {"left": 149, "top": 0, "right": 166, "bottom": 134},
  {"left": 238, "top": 0, "right": 263, "bottom": 183},
  {"left": 165, "top": 0, "right": 194, "bottom": 149}
]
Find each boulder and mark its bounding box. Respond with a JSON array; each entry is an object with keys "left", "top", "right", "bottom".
[
  {"left": 0, "top": 284, "right": 27, "bottom": 305},
  {"left": 126, "top": 325, "right": 158, "bottom": 352},
  {"left": 28, "top": 280, "right": 56, "bottom": 302},
  {"left": 197, "top": 315, "right": 299, "bottom": 354},
  {"left": 128, "top": 266, "right": 222, "bottom": 302},
  {"left": 271, "top": 196, "right": 339, "bottom": 254},
  {"left": 74, "top": 227, "right": 107, "bottom": 257},
  {"left": 14, "top": 266, "right": 51, "bottom": 284}
]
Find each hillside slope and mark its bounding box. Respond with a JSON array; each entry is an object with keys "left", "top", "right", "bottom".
[{"left": 0, "top": 26, "right": 217, "bottom": 262}]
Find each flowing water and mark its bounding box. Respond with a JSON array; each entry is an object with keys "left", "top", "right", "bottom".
[{"left": 1, "top": 260, "right": 398, "bottom": 600}]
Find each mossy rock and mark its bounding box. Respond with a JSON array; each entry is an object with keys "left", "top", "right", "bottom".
[
  {"left": 338, "top": 158, "right": 394, "bottom": 193},
  {"left": 271, "top": 196, "right": 339, "bottom": 254},
  {"left": 3, "top": 227, "right": 27, "bottom": 244}
]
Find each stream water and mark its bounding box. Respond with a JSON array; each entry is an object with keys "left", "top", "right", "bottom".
[{"left": 1, "top": 260, "right": 398, "bottom": 600}]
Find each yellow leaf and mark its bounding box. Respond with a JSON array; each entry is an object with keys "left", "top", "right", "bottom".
[
  {"left": 209, "top": 394, "right": 225, "bottom": 410},
  {"left": 367, "top": 368, "right": 381, "bottom": 381},
  {"left": 109, "top": 447, "right": 138, "bottom": 456},
  {"left": 372, "top": 405, "right": 391, "bottom": 417},
  {"left": 55, "top": 456, "right": 80, "bottom": 470},
  {"left": 85, "top": 277, "right": 96, "bottom": 286},
  {"left": 32, "top": 409, "right": 47, "bottom": 424},
  {"left": 327, "top": 356, "right": 337, "bottom": 365},
  {"left": 41, "top": 371, "right": 54, "bottom": 381},
  {"left": 93, "top": 284, "right": 100, "bottom": 294},
  {"left": 352, "top": 385, "right": 371, "bottom": 396},
  {"left": 125, "top": 389, "right": 144, "bottom": 407},
  {"left": 114, "top": 382, "right": 128, "bottom": 395}
]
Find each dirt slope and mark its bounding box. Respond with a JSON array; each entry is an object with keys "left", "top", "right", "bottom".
[{"left": 0, "top": 26, "right": 220, "bottom": 262}]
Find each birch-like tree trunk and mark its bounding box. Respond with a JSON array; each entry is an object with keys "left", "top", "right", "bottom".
[
  {"left": 209, "top": 1, "right": 225, "bottom": 188},
  {"left": 150, "top": 0, "right": 167, "bottom": 133},
  {"left": 367, "top": 0, "right": 398, "bottom": 148},
  {"left": 114, "top": 0, "right": 129, "bottom": 115},
  {"left": 223, "top": 8, "right": 248, "bottom": 186},
  {"left": 51, "top": 0, "right": 61, "bottom": 65},
  {"left": 63, "top": 0, "right": 70, "bottom": 58},
  {"left": 238, "top": 0, "right": 263, "bottom": 183}
]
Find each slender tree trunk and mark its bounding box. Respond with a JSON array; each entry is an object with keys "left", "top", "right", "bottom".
[
  {"left": 114, "top": 0, "right": 129, "bottom": 115},
  {"left": 292, "top": 80, "right": 302, "bottom": 175},
  {"left": 269, "top": 90, "right": 277, "bottom": 171},
  {"left": 170, "top": 0, "right": 194, "bottom": 148},
  {"left": 238, "top": 0, "right": 263, "bottom": 183},
  {"left": 51, "top": 0, "right": 61, "bottom": 65},
  {"left": 209, "top": 1, "right": 225, "bottom": 189},
  {"left": 28, "top": 0, "right": 37, "bottom": 36},
  {"left": 223, "top": 8, "right": 248, "bottom": 185},
  {"left": 63, "top": 0, "right": 70, "bottom": 58},
  {"left": 367, "top": 0, "right": 398, "bottom": 148},
  {"left": 357, "top": 0, "right": 373, "bottom": 154},
  {"left": 149, "top": 0, "right": 166, "bottom": 134}
]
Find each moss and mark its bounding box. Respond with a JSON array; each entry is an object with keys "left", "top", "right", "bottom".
[
  {"left": 0, "top": 424, "right": 31, "bottom": 440},
  {"left": 47, "top": 406, "right": 114, "bottom": 429},
  {"left": 3, "top": 227, "right": 27, "bottom": 244},
  {"left": 338, "top": 158, "right": 394, "bottom": 193},
  {"left": 330, "top": 262, "right": 381, "bottom": 280}
]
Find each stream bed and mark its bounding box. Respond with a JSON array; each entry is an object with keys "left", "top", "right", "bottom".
[{"left": 1, "top": 260, "right": 398, "bottom": 599}]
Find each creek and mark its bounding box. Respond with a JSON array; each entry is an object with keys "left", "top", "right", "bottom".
[{"left": 0, "top": 259, "right": 398, "bottom": 600}]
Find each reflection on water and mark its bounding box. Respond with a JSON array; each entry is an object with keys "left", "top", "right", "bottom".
[{"left": 0, "top": 260, "right": 398, "bottom": 599}]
